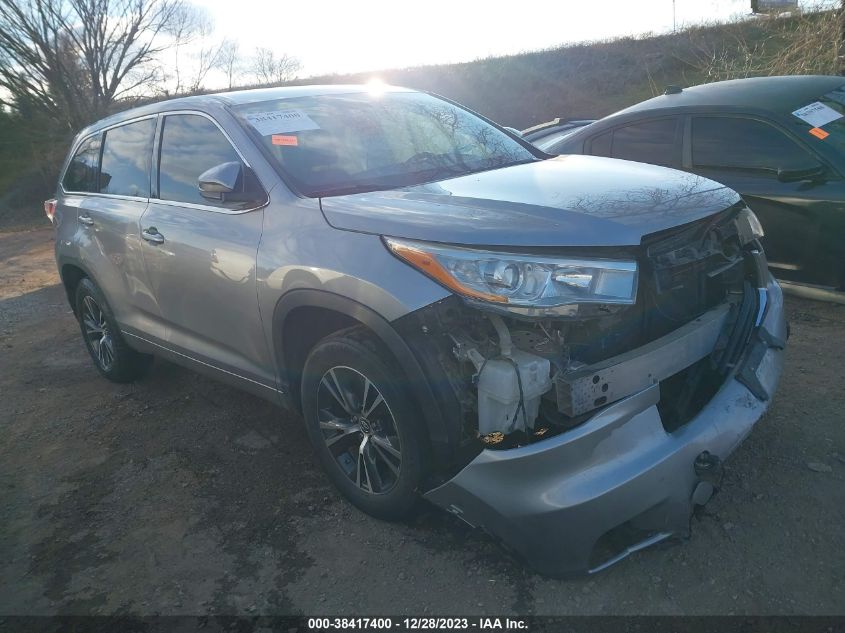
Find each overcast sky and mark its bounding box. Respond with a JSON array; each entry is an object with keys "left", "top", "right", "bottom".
[{"left": 190, "top": 0, "right": 835, "bottom": 83}]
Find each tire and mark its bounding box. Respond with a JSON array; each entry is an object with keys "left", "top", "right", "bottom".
[
  {"left": 74, "top": 277, "right": 152, "bottom": 383},
  {"left": 300, "top": 327, "right": 428, "bottom": 520}
]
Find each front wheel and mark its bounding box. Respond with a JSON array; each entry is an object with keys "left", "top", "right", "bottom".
[{"left": 300, "top": 328, "right": 427, "bottom": 520}]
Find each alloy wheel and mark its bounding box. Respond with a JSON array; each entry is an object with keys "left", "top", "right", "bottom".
[
  {"left": 316, "top": 366, "right": 402, "bottom": 495},
  {"left": 81, "top": 295, "right": 115, "bottom": 371}
]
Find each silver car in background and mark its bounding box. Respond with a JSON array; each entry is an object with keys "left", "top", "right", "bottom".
[{"left": 47, "top": 84, "right": 786, "bottom": 576}]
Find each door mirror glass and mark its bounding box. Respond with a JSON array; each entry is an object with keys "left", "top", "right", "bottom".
[
  {"left": 777, "top": 163, "right": 826, "bottom": 183},
  {"left": 198, "top": 162, "right": 265, "bottom": 205}
]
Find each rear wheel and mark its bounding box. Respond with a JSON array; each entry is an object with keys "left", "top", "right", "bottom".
[
  {"left": 75, "top": 278, "right": 152, "bottom": 383},
  {"left": 300, "top": 328, "right": 427, "bottom": 520}
]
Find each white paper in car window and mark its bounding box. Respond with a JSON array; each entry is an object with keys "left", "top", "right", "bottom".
[
  {"left": 792, "top": 102, "right": 843, "bottom": 128},
  {"left": 244, "top": 109, "right": 320, "bottom": 136}
]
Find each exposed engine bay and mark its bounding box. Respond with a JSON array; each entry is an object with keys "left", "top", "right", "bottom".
[{"left": 397, "top": 205, "right": 765, "bottom": 457}]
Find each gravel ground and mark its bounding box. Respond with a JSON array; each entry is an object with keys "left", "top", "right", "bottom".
[{"left": 0, "top": 227, "right": 843, "bottom": 616}]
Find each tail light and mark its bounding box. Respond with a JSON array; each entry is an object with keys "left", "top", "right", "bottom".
[{"left": 44, "top": 199, "right": 57, "bottom": 223}]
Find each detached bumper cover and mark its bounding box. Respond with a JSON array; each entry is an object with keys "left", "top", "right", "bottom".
[{"left": 425, "top": 277, "right": 786, "bottom": 576}]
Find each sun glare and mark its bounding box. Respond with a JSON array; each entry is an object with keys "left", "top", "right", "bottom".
[{"left": 366, "top": 77, "right": 387, "bottom": 96}]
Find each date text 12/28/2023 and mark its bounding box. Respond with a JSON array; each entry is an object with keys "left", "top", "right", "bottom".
[{"left": 307, "top": 617, "right": 529, "bottom": 630}]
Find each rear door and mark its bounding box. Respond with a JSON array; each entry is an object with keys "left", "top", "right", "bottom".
[
  {"left": 139, "top": 112, "right": 275, "bottom": 390},
  {"left": 71, "top": 117, "right": 165, "bottom": 340},
  {"left": 58, "top": 132, "right": 100, "bottom": 252},
  {"left": 686, "top": 115, "right": 845, "bottom": 288}
]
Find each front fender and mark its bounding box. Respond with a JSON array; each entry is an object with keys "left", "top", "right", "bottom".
[{"left": 271, "top": 288, "right": 458, "bottom": 471}]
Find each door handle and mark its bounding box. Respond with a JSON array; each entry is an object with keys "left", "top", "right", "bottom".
[
  {"left": 79, "top": 214, "right": 94, "bottom": 227},
  {"left": 141, "top": 227, "right": 165, "bottom": 244}
]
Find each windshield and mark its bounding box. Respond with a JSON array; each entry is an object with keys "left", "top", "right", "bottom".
[
  {"left": 233, "top": 91, "right": 539, "bottom": 197},
  {"left": 813, "top": 86, "right": 845, "bottom": 154}
]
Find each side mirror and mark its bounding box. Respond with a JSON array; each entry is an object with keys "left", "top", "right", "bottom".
[
  {"left": 777, "top": 163, "right": 825, "bottom": 184},
  {"left": 198, "top": 162, "right": 265, "bottom": 204},
  {"left": 503, "top": 126, "right": 523, "bottom": 138}
]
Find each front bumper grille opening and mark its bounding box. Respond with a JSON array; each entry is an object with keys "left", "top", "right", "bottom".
[
  {"left": 657, "top": 357, "right": 724, "bottom": 433},
  {"left": 658, "top": 280, "right": 760, "bottom": 433}
]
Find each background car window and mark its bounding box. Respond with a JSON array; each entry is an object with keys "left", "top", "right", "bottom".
[
  {"left": 158, "top": 114, "right": 243, "bottom": 206},
  {"left": 588, "top": 130, "right": 612, "bottom": 157},
  {"left": 816, "top": 88, "right": 845, "bottom": 155},
  {"left": 609, "top": 118, "right": 678, "bottom": 166},
  {"left": 692, "top": 117, "right": 812, "bottom": 172},
  {"left": 62, "top": 135, "right": 101, "bottom": 192},
  {"left": 99, "top": 118, "right": 155, "bottom": 197}
]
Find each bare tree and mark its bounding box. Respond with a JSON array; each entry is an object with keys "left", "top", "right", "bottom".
[
  {"left": 0, "top": 0, "right": 200, "bottom": 129},
  {"left": 167, "top": 6, "right": 229, "bottom": 94},
  {"left": 251, "top": 47, "right": 301, "bottom": 85},
  {"left": 216, "top": 40, "right": 243, "bottom": 90}
]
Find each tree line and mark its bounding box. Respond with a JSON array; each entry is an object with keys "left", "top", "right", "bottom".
[{"left": 0, "top": 0, "right": 301, "bottom": 131}]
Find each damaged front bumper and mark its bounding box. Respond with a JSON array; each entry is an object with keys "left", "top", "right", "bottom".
[{"left": 424, "top": 275, "right": 787, "bottom": 576}]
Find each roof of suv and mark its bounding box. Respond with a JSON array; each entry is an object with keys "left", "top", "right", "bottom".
[
  {"left": 79, "top": 84, "right": 412, "bottom": 136},
  {"left": 612, "top": 75, "right": 844, "bottom": 118}
]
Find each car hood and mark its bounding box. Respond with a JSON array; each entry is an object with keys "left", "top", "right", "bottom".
[{"left": 319, "top": 155, "right": 741, "bottom": 248}]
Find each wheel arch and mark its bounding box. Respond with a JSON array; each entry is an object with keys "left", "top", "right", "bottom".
[
  {"left": 272, "top": 289, "right": 454, "bottom": 468},
  {"left": 58, "top": 260, "right": 99, "bottom": 316}
]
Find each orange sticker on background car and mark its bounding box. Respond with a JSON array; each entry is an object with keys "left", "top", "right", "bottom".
[
  {"left": 271, "top": 134, "right": 298, "bottom": 146},
  {"left": 809, "top": 127, "right": 829, "bottom": 140}
]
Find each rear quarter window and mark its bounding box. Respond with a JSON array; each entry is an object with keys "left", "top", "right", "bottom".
[{"left": 62, "top": 135, "right": 101, "bottom": 193}]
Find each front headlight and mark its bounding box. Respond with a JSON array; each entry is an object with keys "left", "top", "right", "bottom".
[{"left": 384, "top": 237, "right": 638, "bottom": 313}]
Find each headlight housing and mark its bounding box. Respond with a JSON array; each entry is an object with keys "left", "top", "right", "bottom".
[
  {"left": 736, "top": 207, "right": 764, "bottom": 244},
  {"left": 385, "top": 237, "right": 638, "bottom": 315}
]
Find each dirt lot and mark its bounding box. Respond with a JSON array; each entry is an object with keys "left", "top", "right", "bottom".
[{"left": 0, "top": 227, "right": 843, "bottom": 616}]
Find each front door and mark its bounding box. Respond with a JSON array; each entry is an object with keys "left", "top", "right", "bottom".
[
  {"left": 687, "top": 115, "right": 845, "bottom": 288},
  {"left": 139, "top": 112, "right": 275, "bottom": 389}
]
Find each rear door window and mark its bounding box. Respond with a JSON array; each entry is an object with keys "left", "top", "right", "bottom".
[
  {"left": 157, "top": 114, "right": 243, "bottom": 207},
  {"left": 609, "top": 118, "right": 680, "bottom": 166},
  {"left": 99, "top": 118, "right": 155, "bottom": 197},
  {"left": 585, "top": 118, "right": 680, "bottom": 166},
  {"left": 62, "top": 135, "right": 101, "bottom": 193},
  {"left": 692, "top": 116, "right": 813, "bottom": 172},
  {"left": 588, "top": 130, "right": 612, "bottom": 157}
]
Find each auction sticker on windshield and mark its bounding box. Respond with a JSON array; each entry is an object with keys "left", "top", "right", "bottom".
[
  {"left": 792, "top": 102, "right": 843, "bottom": 128},
  {"left": 244, "top": 110, "right": 320, "bottom": 136}
]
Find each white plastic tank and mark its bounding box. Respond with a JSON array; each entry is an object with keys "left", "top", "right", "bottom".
[{"left": 477, "top": 349, "right": 552, "bottom": 435}]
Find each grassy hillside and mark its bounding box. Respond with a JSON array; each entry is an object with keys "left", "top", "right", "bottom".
[
  {"left": 283, "top": 11, "right": 837, "bottom": 128},
  {"left": 0, "top": 9, "right": 839, "bottom": 230},
  {"left": 288, "top": 34, "right": 703, "bottom": 129}
]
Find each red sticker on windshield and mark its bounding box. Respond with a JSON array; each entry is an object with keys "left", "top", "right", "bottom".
[
  {"left": 809, "top": 127, "right": 829, "bottom": 140},
  {"left": 271, "top": 135, "right": 298, "bottom": 146}
]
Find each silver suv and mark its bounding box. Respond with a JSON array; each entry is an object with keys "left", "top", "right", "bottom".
[{"left": 48, "top": 84, "right": 786, "bottom": 576}]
